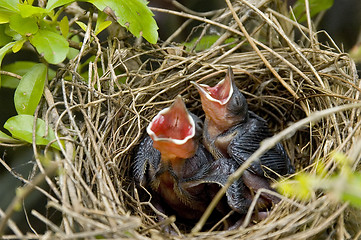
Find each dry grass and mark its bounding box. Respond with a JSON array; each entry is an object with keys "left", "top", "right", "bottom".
[{"left": 1, "top": 0, "right": 361, "bottom": 239}]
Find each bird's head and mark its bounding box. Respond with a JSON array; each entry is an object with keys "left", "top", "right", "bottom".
[
  {"left": 191, "top": 67, "right": 248, "bottom": 134},
  {"left": 147, "top": 96, "right": 202, "bottom": 161}
]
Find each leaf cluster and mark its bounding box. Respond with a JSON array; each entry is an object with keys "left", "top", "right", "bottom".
[
  {"left": 291, "top": 0, "right": 334, "bottom": 22},
  {"left": 277, "top": 152, "right": 361, "bottom": 209},
  {"left": 0, "top": 0, "right": 158, "bottom": 150}
]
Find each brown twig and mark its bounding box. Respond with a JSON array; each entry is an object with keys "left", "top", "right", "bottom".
[
  {"left": 192, "top": 101, "right": 361, "bottom": 233},
  {"left": 0, "top": 161, "right": 59, "bottom": 237}
]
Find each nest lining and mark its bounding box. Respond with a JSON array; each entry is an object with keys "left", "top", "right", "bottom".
[{"left": 3, "top": 0, "right": 361, "bottom": 239}]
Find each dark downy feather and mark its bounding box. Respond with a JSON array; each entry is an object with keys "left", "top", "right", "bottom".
[{"left": 228, "top": 111, "right": 293, "bottom": 178}]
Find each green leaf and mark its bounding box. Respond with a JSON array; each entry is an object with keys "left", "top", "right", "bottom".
[
  {"left": 0, "top": 42, "right": 15, "bottom": 86},
  {"left": 14, "top": 63, "right": 47, "bottom": 115},
  {"left": 38, "top": 19, "right": 57, "bottom": 32},
  {"left": 0, "top": 25, "right": 12, "bottom": 46},
  {"left": 0, "top": 8, "right": 13, "bottom": 23},
  {"left": 332, "top": 151, "right": 352, "bottom": 168},
  {"left": 67, "top": 35, "right": 80, "bottom": 60},
  {"left": 340, "top": 173, "right": 361, "bottom": 208},
  {"left": 277, "top": 180, "right": 304, "bottom": 199},
  {"left": 2, "top": 61, "right": 56, "bottom": 88},
  {"left": 277, "top": 173, "right": 319, "bottom": 200},
  {"left": 95, "top": 11, "right": 111, "bottom": 35},
  {"left": 292, "top": 0, "right": 334, "bottom": 22},
  {"left": 95, "top": 20, "right": 111, "bottom": 35},
  {"left": 4, "top": 24, "right": 22, "bottom": 40},
  {"left": 30, "top": 29, "right": 69, "bottom": 64},
  {"left": 75, "top": 21, "right": 87, "bottom": 32},
  {"left": 46, "top": 0, "right": 75, "bottom": 10},
  {"left": 18, "top": 4, "right": 49, "bottom": 18},
  {"left": 9, "top": 14, "right": 38, "bottom": 35},
  {"left": 0, "top": 0, "right": 19, "bottom": 12},
  {"left": 341, "top": 192, "right": 361, "bottom": 208},
  {"left": 97, "top": 10, "right": 108, "bottom": 24},
  {"left": 184, "top": 35, "right": 236, "bottom": 52},
  {"left": 184, "top": 35, "right": 220, "bottom": 51},
  {"left": 0, "top": 130, "right": 21, "bottom": 143},
  {"left": 2, "top": 61, "right": 37, "bottom": 88},
  {"left": 12, "top": 38, "right": 26, "bottom": 53},
  {"left": 4, "top": 114, "right": 61, "bottom": 150},
  {"left": 59, "top": 16, "right": 69, "bottom": 38},
  {"left": 86, "top": 0, "right": 158, "bottom": 44}
]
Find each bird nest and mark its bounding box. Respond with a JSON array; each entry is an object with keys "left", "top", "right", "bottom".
[{"left": 3, "top": 0, "right": 361, "bottom": 239}]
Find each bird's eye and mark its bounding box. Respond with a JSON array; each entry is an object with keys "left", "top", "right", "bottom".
[
  {"left": 234, "top": 95, "right": 241, "bottom": 107},
  {"left": 228, "top": 92, "right": 246, "bottom": 115}
]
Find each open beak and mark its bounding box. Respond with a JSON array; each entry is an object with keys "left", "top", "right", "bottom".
[
  {"left": 191, "top": 67, "right": 234, "bottom": 122},
  {"left": 147, "top": 96, "right": 197, "bottom": 159},
  {"left": 191, "top": 67, "right": 234, "bottom": 106}
]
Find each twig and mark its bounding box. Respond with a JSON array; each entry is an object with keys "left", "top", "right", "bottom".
[
  {"left": 0, "top": 209, "right": 23, "bottom": 238},
  {"left": 31, "top": 210, "right": 65, "bottom": 237},
  {"left": 0, "top": 162, "right": 59, "bottom": 237},
  {"left": 171, "top": 0, "right": 222, "bottom": 17},
  {"left": 192, "top": 101, "right": 361, "bottom": 233},
  {"left": 0, "top": 71, "right": 22, "bottom": 79},
  {"left": 226, "top": 0, "right": 309, "bottom": 114},
  {"left": 239, "top": 0, "right": 325, "bottom": 89},
  {"left": 149, "top": 7, "right": 244, "bottom": 36},
  {"left": 279, "top": 203, "right": 348, "bottom": 240}
]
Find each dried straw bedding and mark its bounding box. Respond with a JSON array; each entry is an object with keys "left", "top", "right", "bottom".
[{"left": 13, "top": 1, "right": 361, "bottom": 239}]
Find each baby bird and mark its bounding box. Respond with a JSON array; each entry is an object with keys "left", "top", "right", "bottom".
[
  {"left": 191, "top": 67, "right": 294, "bottom": 212},
  {"left": 191, "top": 67, "right": 294, "bottom": 178},
  {"left": 134, "top": 96, "right": 211, "bottom": 220},
  {"left": 133, "top": 96, "right": 250, "bottom": 224}
]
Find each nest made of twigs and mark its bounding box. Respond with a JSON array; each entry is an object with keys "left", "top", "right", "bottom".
[{"left": 4, "top": 0, "right": 361, "bottom": 239}]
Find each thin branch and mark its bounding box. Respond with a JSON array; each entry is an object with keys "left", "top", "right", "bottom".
[
  {"left": 192, "top": 101, "right": 361, "bottom": 233},
  {"left": 0, "top": 162, "right": 59, "bottom": 237}
]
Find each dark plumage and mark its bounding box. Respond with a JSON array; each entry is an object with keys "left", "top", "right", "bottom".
[
  {"left": 192, "top": 67, "right": 294, "bottom": 178},
  {"left": 134, "top": 135, "right": 213, "bottom": 219},
  {"left": 206, "top": 111, "right": 294, "bottom": 178},
  {"left": 192, "top": 67, "right": 294, "bottom": 212},
  {"left": 133, "top": 96, "right": 251, "bottom": 224}
]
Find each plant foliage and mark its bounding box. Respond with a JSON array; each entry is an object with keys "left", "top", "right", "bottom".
[
  {"left": 292, "top": 0, "right": 334, "bottom": 22},
  {"left": 4, "top": 114, "right": 61, "bottom": 150},
  {"left": 277, "top": 152, "right": 361, "bottom": 208},
  {"left": 0, "top": 0, "right": 158, "bottom": 150}
]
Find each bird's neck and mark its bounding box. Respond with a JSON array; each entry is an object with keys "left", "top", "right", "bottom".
[
  {"left": 205, "top": 110, "right": 248, "bottom": 139},
  {"left": 153, "top": 138, "right": 197, "bottom": 159},
  {"left": 156, "top": 139, "right": 197, "bottom": 174},
  {"left": 205, "top": 117, "right": 232, "bottom": 139},
  {"left": 161, "top": 156, "right": 187, "bottom": 176}
]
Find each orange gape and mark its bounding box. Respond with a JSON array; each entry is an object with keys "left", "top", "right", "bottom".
[
  {"left": 149, "top": 100, "right": 194, "bottom": 141},
  {"left": 152, "top": 139, "right": 196, "bottom": 161},
  {"left": 148, "top": 96, "right": 197, "bottom": 160},
  {"left": 191, "top": 71, "right": 236, "bottom": 137},
  {"left": 205, "top": 77, "right": 231, "bottom": 104}
]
